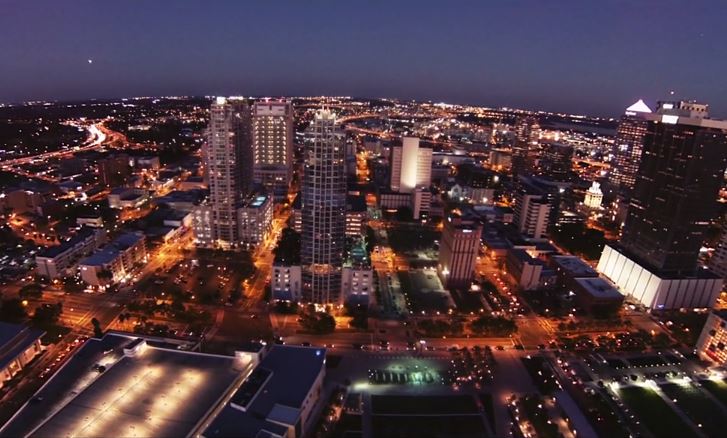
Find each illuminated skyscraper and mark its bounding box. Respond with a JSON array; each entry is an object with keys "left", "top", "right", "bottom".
[
  {"left": 608, "top": 99, "right": 651, "bottom": 196},
  {"left": 598, "top": 101, "right": 727, "bottom": 309},
  {"left": 511, "top": 115, "right": 539, "bottom": 176},
  {"left": 390, "top": 137, "right": 432, "bottom": 192},
  {"left": 301, "top": 109, "right": 347, "bottom": 303},
  {"left": 193, "top": 97, "right": 252, "bottom": 250},
  {"left": 619, "top": 101, "right": 726, "bottom": 274},
  {"left": 252, "top": 100, "right": 294, "bottom": 200}
]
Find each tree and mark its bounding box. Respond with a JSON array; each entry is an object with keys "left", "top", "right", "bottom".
[
  {"left": 345, "top": 303, "right": 369, "bottom": 330},
  {"left": 0, "top": 299, "right": 27, "bottom": 323},
  {"left": 32, "top": 303, "right": 62, "bottom": 327},
  {"left": 299, "top": 309, "right": 336, "bottom": 335},
  {"left": 469, "top": 316, "right": 517, "bottom": 337},
  {"left": 19, "top": 283, "right": 43, "bottom": 300},
  {"left": 91, "top": 317, "right": 104, "bottom": 338},
  {"left": 395, "top": 206, "right": 413, "bottom": 222},
  {"left": 97, "top": 269, "right": 114, "bottom": 284}
]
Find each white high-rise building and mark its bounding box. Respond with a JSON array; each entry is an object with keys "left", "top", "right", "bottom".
[
  {"left": 252, "top": 100, "right": 293, "bottom": 200},
  {"left": 514, "top": 193, "right": 550, "bottom": 240},
  {"left": 390, "top": 137, "right": 432, "bottom": 193},
  {"left": 388, "top": 137, "right": 432, "bottom": 219},
  {"left": 193, "top": 97, "right": 252, "bottom": 250}
]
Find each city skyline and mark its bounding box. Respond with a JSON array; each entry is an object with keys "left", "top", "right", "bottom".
[
  {"left": 3, "top": 1, "right": 727, "bottom": 117},
  {"left": 4, "top": 3, "right": 727, "bottom": 436}
]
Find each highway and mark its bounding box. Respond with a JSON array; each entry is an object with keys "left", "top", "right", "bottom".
[{"left": 0, "top": 123, "right": 106, "bottom": 167}]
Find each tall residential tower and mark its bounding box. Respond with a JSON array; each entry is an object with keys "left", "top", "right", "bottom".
[
  {"left": 193, "top": 97, "right": 253, "bottom": 250},
  {"left": 252, "top": 100, "right": 294, "bottom": 200},
  {"left": 301, "top": 109, "right": 347, "bottom": 303}
]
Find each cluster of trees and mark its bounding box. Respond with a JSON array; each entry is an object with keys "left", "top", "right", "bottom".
[
  {"left": 549, "top": 223, "right": 608, "bottom": 261},
  {"left": 19, "top": 283, "right": 43, "bottom": 299},
  {"left": 344, "top": 303, "right": 368, "bottom": 330},
  {"left": 557, "top": 317, "right": 628, "bottom": 333},
  {"left": 125, "top": 299, "right": 212, "bottom": 325},
  {"left": 299, "top": 306, "right": 336, "bottom": 335},
  {"left": 273, "top": 228, "right": 301, "bottom": 264},
  {"left": 417, "top": 318, "right": 464, "bottom": 337},
  {"left": 469, "top": 316, "right": 517, "bottom": 337}
]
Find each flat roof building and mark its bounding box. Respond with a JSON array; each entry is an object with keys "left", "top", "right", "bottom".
[
  {"left": 0, "top": 322, "right": 44, "bottom": 389},
  {"left": 202, "top": 345, "right": 326, "bottom": 438}
]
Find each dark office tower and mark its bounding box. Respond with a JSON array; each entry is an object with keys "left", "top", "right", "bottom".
[
  {"left": 437, "top": 216, "right": 482, "bottom": 289},
  {"left": 193, "top": 97, "right": 252, "bottom": 250},
  {"left": 620, "top": 103, "right": 727, "bottom": 274},
  {"left": 511, "top": 115, "right": 539, "bottom": 176},
  {"left": 538, "top": 143, "right": 574, "bottom": 182},
  {"left": 599, "top": 101, "right": 727, "bottom": 309},
  {"left": 608, "top": 100, "right": 651, "bottom": 196},
  {"left": 301, "top": 109, "right": 347, "bottom": 304},
  {"left": 98, "top": 154, "right": 131, "bottom": 186}
]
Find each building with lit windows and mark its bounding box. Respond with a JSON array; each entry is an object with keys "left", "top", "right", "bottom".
[
  {"left": 696, "top": 310, "right": 727, "bottom": 366},
  {"left": 301, "top": 109, "right": 347, "bottom": 304},
  {"left": 709, "top": 223, "right": 727, "bottom": 279},
  {"left": 272, "top": 264, "right": 303, "bottom": 302},
  {"left": 511, "top": 115, "right": 539, "bottom": 176},
  {"left": 0, "top": 322, "right": 44, "bottom": 389},
  {"left": 79, "top": 232, "right": 146, "bottom": 286},
  {"left": 237, "top": 194, "right": 273, "bottom": 247},
  {"left": 252, "top": 100, "right": 294, "bottom": 200},
  {"left": 598, "top": 101, "right": 727, "bottom": 309},
  {"left": 514, "top": 190, "right": 550, "bottom": 240},
  {"left": 437, "top": 216, "right": 482, "bottom": 289},
  {"left": 193, "top": 97, "right": 252, "bottom": 250},
  {"left": 345, "top": 194, "right": 367, "bottom": 237},
  {"left": 608, "top": 99, "right": 652, "bottom": 197},
  {"left": 35, "top": 227, "right": 106, "bottom": 279}
]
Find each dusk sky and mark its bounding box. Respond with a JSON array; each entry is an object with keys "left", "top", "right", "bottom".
[{"left": 2, "top": 0, "right": 726, "bottom": 116}]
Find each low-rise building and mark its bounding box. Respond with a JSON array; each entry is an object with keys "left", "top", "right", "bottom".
[
  {"left": 505, "top": 249, "right": 554, "bottom": 291},
  {"left": 0, "top": 322, "right": 44, "bottom": 388},
  {"left": 107, "top": 187, "right": 149, "bottom": 209},
  {"left": 342, "top": 238, "right": 373, "bottom": 306},
  {"left": 598, "top": 244, "right": 722, "bottom": 310},
  {"left": 79, "top": 232, "right": 146, "bottom": 286},
  {"left": 571, "top": 277, "right": 624, "bottom": 315},
  {"left": 272, "top": 265, "right": 303, "bottom": 302},
  {"left": 76, "top": 215, "right": 104, "bottom": 228},
  {"left": 35, "top": 228, "right": 106, "bottom": 279},
  {"left": 202, "top": 345, "right": 326, "bottom": 438},
  {"left": 346, "top": 194, "right": 367, "bottom": 237}
]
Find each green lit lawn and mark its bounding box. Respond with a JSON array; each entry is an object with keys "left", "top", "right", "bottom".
[
  {"left": 618, "top": 386, "right": 698, "bottom": 438},
  {"left": 660, "top": 382, "right": 727, "bottom": 438},
  {"left": 700, "top": 379, "right": 727, "bottom": 408}
]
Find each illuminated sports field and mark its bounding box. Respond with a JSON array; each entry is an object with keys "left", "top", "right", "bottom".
[{"left": 26, "top": 339, "right": 245, "bottom": 438}]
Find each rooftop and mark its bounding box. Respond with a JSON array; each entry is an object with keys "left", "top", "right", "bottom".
[
  {"left": 0, "top": 322, "right": 44, "bottom": 372},
  {"left": 37, "top": 227, "right": 99, "bottom": 259},
  {"left": 1, "top": 333, "right": 246, "bottom": 438},
  {"left": 203, "top": 345, "right": 325, "bottom": 438},
  {"left": 574, "top": 277, "right": 624, "bottom": 300},
  {"left": 551, "top": 255, "right": 598, "bottom": 277}
]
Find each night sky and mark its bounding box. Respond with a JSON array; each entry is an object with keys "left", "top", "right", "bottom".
[{"left": 2, "top": 0, "right": 726, "bottom": 116}]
